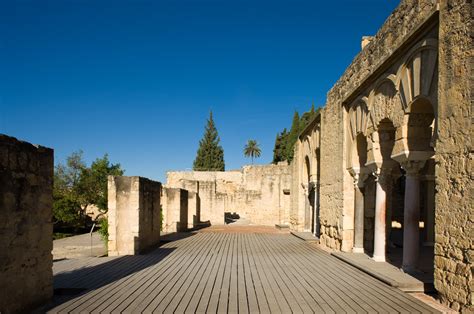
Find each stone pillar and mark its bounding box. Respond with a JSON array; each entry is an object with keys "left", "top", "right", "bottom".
[
  {"left": 310, "top": 180, "right": 320, "bottom": 237},
  {"left": 108, "top": 176, "right": 161, "bottom": 256},
  {"left": 353, "top": 174, "right": 365, "bottom": 253},
  {"left": 372, "top": 168, "right": 391, "bottom": 262},
  {"left": 401, "top": 160, "right": 425, "bottom": 272},
  {"left": 302, "top": 183, "right": 311, "bottom": 231}
]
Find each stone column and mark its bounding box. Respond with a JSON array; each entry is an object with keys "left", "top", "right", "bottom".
[
  {"left": 302, "top": 183, "right": 311, "bottom": 231},
  {"left": 310, "top": 180, "right": 320, "bottom": 237},
  {"left": 372, "top": 168, "right": 391, "bottom": 262},
  {"left": 401, "top": 160, "right": 425, "bottom": 272},
  {"left": 353, "top": 173, "right": 365, "bottom": 253}
]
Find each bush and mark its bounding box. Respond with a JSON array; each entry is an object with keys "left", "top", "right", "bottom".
[{"left": 98, "top": 218, "right": 108, "bottom": 244}]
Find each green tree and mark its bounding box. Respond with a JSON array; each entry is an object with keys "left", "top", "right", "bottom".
[
  {"left": 193, "top": 111, "right": 225, "bottom": 171},
  {"left": 53, "top": 151, "right": 87, "bottom": 227},
  {"left": 285, "top": 111, "right": 301, "bottom": 162},
  {"left": 272, "top": 129, "right": 288, "bottom": 164},
  {"left": 53, "top": 151, "right": 124, "bottom": 228},
  {"left": 272, "top": 104, "right": 320, "bottom": 164},
  {"left": 243, "top": 139, "right": 262, "bottom": 164},
  {"left": 77, "top": 154, "right": 124, "bottom": 212}
]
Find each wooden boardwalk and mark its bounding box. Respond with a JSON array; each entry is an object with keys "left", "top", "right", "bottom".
[{"left": 46, "top": 230, "right": 438, "bottom": 313}]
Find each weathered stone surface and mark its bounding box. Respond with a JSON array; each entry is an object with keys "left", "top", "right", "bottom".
[
  {"left": 289, "top": 0, "right": 471, "bottom": 311},
  {"left": 166, "top": 164, "right": 291, "bottom": 226},
  {"left": 161, "top": 187, "right": 188, "bottom": 233},
  {"left": 0, "top": 134, "right": 53, "bottom": 314},
  {"left": 108, "top": 176, "right": 161, "bottom": 256},
  {"left": 434, "top": 0, "right": 473, "bottom": 312}
]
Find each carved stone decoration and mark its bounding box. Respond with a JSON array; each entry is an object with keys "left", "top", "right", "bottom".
[
  {"left": 368, "top": 75, "right": 398, "bottom": 130},
  {"left": 366, "top": 74, "right": 405, "bottom": 130},
  {"left": 396, "top": 39, "right": 438, "bottom": 110},
  {"left": 349, "top": 98, "right": 369, "bottom": 139}
]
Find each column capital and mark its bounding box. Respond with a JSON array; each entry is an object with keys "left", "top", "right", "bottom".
[
  {"left": 372, "top": 167, "right": 392, "bottom": 186},
  {"left": 400, "top": 160, "right": 426, "bottom": 177}
]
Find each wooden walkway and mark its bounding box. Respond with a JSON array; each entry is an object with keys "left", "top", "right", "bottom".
[{"left": 46, "top": 230, "right": 438, "bottom": 313}]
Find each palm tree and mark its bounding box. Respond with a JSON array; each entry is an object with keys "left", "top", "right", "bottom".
[{"left": 244, "top": 140, "right": 261, "bottom": 164}]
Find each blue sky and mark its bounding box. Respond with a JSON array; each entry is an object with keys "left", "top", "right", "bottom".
[{"left": 0, "top": 0, "right": 399, "bottom": 182}]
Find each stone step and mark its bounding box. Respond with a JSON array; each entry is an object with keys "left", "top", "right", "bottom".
[
  {"left": 332, "top": 252, "right": 434, "bottom": 293},
  {"left": 275, "top": 224, "right": 290, "bottom": 230},
  {"left": 290, "top": 231, "right": 320, "bottom": 243}
]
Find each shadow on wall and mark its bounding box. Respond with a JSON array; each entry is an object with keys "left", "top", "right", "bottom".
[{"left": 40, "top": 247, "right": 176, "bottom": 311}]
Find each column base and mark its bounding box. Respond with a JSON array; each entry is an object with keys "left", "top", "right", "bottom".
[
  {"left": 353, "top": 247, "right": 364, "bottom": 254},
  {"left": 372, "top": 255, "right": 386, "bottom": 262},
  {"left": 402, "top": 265, "right": 417, "bottom": 274}
]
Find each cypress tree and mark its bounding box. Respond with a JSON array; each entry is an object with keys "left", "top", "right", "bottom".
[
  {"left": 285, "top": 111, "right": 301, "bottom": 162},
  {"left": 193, "top": 111, "right": 225, "bottom": 171},
  {"left": 272, "top": 128, "right": 288, "bottom": 164}
]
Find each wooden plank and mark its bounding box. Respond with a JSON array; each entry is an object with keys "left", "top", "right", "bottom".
[
  {"left": 245, "top": 233, "right": 283, "bottom": 313},
  {"left": 185, "top": 233, "right": 231, "bottom": 313},
  {"left": 240, "top": 234, "right": 259, "bottom": 313},
  {"left": 204, "top": 232, "right": 233, "bottom": 313},
  {"left": 46, "top": 230, "right": 440, "bottom": 314},
  {"left": 128, "top": 233, "right": 216, "bottom": 313},
  {"left": 86, "top": 236, "right": 201, "bottom": 313},
  {"left": 170, "top": 232, "right": 228, "bottom": 313}
]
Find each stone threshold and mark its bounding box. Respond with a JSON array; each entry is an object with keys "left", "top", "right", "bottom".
[
  {"left": 332, "top": 252, "right": 434, "bottom": 293},
  {"left": 275, "top": 224, "right": 290, "bottom": 230},
  {"left": 290, "top": 231, "right": 320, "bottom": 244}
]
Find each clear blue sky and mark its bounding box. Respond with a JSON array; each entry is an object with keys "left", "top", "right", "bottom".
[{"left": 0, "top": 0, "right": 399, "bottom": 182}]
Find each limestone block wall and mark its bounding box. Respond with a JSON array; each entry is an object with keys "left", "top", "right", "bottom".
[
  {"left": 316, "top": 0, "right": 439, "bottom": 252},
  {"left": 0, "top": 134, "right": 53, "bottom": 313},
  {"left": 433, "top": 0, "right": 473, "bottom": 311},
  {"left": 108, "top": 176, "right": 161, "bottom": 256},
  {"left": 166, "top": 164, "right": 291, "bottom": 226},
  {"left": 161, "top": 187, "right": 188, "bottom": 233}
]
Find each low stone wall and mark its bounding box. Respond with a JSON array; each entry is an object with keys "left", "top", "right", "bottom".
[
  {"left": 166, "top": 164, "right": 291, "bottom": 226},
  {"left": 161, "top": 187, "right": 188, "bottom": 233},
  {"left": 108, "top": 176, "right": 161, "bottom": 256},
  {"left": 0, "top": 134, "right": 54, "bottom": 313}
]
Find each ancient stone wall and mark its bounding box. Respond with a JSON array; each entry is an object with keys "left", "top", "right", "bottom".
[
  {"left": 161, "top": 187, "right": 188, "bottom": 233},
  {"left": 433, "top": 0, "right": 473, "bottom": 311},
  {"left": 166, "top": 164, "right": 291, "bottom": 226},
  {"left": 0, "top": 134, "right": 53, "bottom": 313},
  {"left": 108, "top": 176, "right": 161, "bottom": 256},
  {"left": 316, "top": 0, "right": 439, "bottom": 252}
]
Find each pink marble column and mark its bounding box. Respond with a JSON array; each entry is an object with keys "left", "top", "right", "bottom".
[
  {"left": 401, "top": 160, "right": 425, "bottom": 272},
  {"left": 372, "top": 168, "right": 391, "bottom": 262},
  {"left": 353, "top": 173, "right": 366, "bottom": 253}
]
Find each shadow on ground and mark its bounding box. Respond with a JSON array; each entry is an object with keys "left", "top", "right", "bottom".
[{"left": 39, "top": 247, "right": 176, "bottom": 312}]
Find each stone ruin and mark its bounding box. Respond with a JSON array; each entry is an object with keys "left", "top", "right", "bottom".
[{"left": 0, "top": 0, "right": 472, "bottom": 312}]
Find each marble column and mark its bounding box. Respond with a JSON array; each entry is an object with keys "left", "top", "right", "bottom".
[
  {"left": 373, "top": 168, "right": 391, "bottom": 262},
  {"left": 353, "top": 174, "right": 365, "bottom": 253},
  {"left": 401, "top": 160, "right": 425, "bottom": 272},
  {"left": 310, "top": 181, "right": 320, "bottom": 237}
]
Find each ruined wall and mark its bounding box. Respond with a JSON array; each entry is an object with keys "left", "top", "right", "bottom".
[
  {"left": 433, "top": 0, "right": 473, "bottom": 312},
  {"left": 161, "top": 187, "right": 188, "bottom": 233},
  {"left": 0, "top": 134, "right": 53, "bottom": 313},
  {"left": 166, "top": 164, "right": 291, "bottom": 226},
  {"left": 317, "top": 0, "right": 439, "bottom": 251},
  {"left": 108, "top": 176, "right": 161, "bottom": 256}
]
